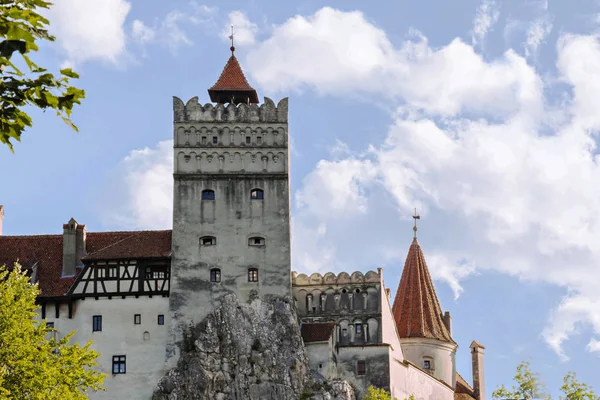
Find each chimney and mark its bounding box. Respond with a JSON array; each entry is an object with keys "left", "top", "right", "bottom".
[
  {"left": 0, "top": 205, "right": 4, "bottom": 236},
  {"left": 470, "top": 341, "right": 486, "bottom": 400},
  {"left": 62, "top": 218, "right": 86, "bottom": 277},
  {"left": 443, "top": 311, "right": 452, "bottom": 337}
]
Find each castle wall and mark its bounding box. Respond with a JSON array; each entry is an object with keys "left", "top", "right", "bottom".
[
  {"left": 401, "top": 338, "right": 457, "bottom": 389},
  {"left": 389, "top": 360, "right": 455, "bottom": 400},
  {"left": 168, "top": 97, "right": 291, "bottom": 366},
  {"left": 336, "top": 345, "right": 391, "bottom": 398},
  {"left": 37, "top": 297, "right": 169, "bottom": 400}
]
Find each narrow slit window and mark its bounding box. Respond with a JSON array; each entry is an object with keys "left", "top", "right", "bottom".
[
  {"left": 212, "top": 136, "right": 218, "bottom": 144},
  {"left": 134, "top": 314, "right": 141, "bottom": 325},
  {"left": 200, "top": 236, "right": 216, "bottom": 246},
  {"left": 93, "top": 315, "right": 102, "bottom": 332},
  {"left": 250, "top": 189, "right": 264, "bottom": 200},
  {"left": 246, "top": 136, "right": 251, "bottom": 144},
  {"left": 158, "top": 315, "right": 165, "bottom": 325},
  {"left": 210, "top": 268, "right": 221, "bottom": 283},
  {"left": 202, "top": 190, "right": 215, "bottom": 200},
  {"left": 112, "top": 355, "right": 126, "bottom": 374},
  {"left": 248, "top": 268, "right": 259, "bottom": 282},
  {"left": 355, "top": 324, "right": 362, "bottom": 334}
]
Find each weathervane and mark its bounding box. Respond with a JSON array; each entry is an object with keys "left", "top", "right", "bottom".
[
  {"left": 412, "top": 208, "right": 420, "bottom": 239},
  {"left": 228, "top": 25, "right": 235, "bottom": 54}
]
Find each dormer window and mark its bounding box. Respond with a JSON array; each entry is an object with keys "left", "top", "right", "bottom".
[
  {"left": 248, "top": 237, "right": 265, "bottom": 246},
  {"left": 200, "top": 236, "right": 216, "bottom": 246},
  {"left": 250, "top": 189, "right": 263, "bottom": 200},
  {"left": 202, "top": 190, "right": 215, "bottom": 200}
]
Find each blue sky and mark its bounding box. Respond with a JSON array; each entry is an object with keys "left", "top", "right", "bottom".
[{"left": 2, "top": 0, "right": 600, "bottom": 396}]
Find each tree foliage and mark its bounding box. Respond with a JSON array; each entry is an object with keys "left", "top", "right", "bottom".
[
  {"left": 0, "top": 0, "right": 85, "bottom": 152},
  {"left": 363, "top": 386, "right": 408, "bottom": 400},
  {"left": 560, "top": 372, "right": 599, "bottom": 400},
  {"left": 493, "top": 360, "right": 598, "bottom": 400},
  {"left": 0, "top": 263, "right": 105, "bottom": 399},
  {"left": 492, "top": 361, "right": 550, "bottom": 400}
]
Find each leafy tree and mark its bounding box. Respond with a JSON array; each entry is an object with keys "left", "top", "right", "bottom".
[
  {"left": 492, "top": 361, "right": 551, "bottom": 400},
  {"left": 560, "top": 372, "right": 599, "bottom": 400},
  {"left": 0, "top": 0, "right": 85, "bottom": 152},
  {"left": 363, "top": 386, "right": 405, "bottom": 400},
  {"left": 0, "top": 263, "right": 105, "bottom": 399}
]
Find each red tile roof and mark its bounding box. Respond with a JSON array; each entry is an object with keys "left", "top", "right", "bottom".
[
  {"left": 392, "top": 238, "right": 455, "bottom": 344},
  {"left": 301, "top": 323, "right": 336, "bottom": 343},
  {"left": 83, "top": 230, "right": 171, "bottom": 261},
  {"left": 0, "top": 230, "right": 172, "bottom": 298},
  {"left": 208, "top": 54, "right": 259, "bottom": 104}
]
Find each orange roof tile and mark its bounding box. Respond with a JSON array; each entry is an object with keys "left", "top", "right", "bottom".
[
  {"left": 392, "top": 238, "right": 455, "bottom": 344},
  {"left": 208, "top": 54, "right": 259, "bottom": 104},
  {"left": 0, "top": 230, "right": 172, "bottom": 297}
]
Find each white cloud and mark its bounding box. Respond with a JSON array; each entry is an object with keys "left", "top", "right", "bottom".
[
  {"left": 48, "top": 0, "right": 131, "bottom": 65},
  {"left": 471, "top": 0, "right": 500, "bottom": 48},
  {"left": 525, "top": 17, "right": 552, "bottom": 57},
  {"left": 131, "top": 20, "right": 155, "bottom": 44},
  {"left": 222, "top": 11, "right": 258, "bottom": 46},
  {"left": 106, "top": 141, "right": 173, "bottom": 230}
]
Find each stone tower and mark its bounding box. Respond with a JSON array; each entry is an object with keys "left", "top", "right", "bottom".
[
  {"left": 167, "top": 46, "right": 291, "bottom": 364},
  {"left": 392, "top": 227, "right": 458, "bottom": 388}
]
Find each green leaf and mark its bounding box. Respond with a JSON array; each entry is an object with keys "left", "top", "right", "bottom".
[{"left": 59, "top": 68, "right": 79, "bottom": 79}]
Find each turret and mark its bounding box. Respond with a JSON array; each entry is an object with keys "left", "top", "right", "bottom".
[{"left": 392, "top": 212, "right": 457, "bottom": 388}]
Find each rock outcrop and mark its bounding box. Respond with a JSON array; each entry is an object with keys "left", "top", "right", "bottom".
[{"left": 153, "top": 294, "right": 355, "bottom": 400}]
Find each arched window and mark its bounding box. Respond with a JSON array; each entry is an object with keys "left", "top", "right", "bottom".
[
  {"left": 248, "top": 237, "right": 265, "bottom": 246},
  {"left": 248, "top": 268, "right": 259, "bottom": 282},
  {"left": 250, "top": 189, "right": 264, "bottom": 200},
  {"left": 202, "top": 189, "right": 215, "bottom": 200},
  {"left": 210, "top": 268, "right": 221, "bottom": 283},
  {"left": 200, "top": 236, "right": 216, "bottom": 246}
]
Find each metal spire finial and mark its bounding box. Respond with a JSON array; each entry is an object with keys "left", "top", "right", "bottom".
[
  {"left": 412, "top": 208, "right": 420, "bottom": 239},
  {"left": 228, "top": 25, "right": 235, "bottom": 54}
]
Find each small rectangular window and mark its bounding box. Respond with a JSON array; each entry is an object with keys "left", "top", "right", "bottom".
[
  {"left": 201, "top": 236, "right": 216, "bottom": 246},
  {"left": 212, "top": 136, "right": 218, "bottom": 144},
  {"left": 210, "top": 269, "right": 221, "bottom": 283},
  {"left": 355, "top": 324, "right": 362, "bottom": 334},
  {"left": 158, "top": 315, "right": 165, "bottom": 325},
  {"left": 134, "top": 314, "right": 141, "bottom": 325},
  {"left": 93, "top": 315, "right": 102, "bottom": 332},
  {"left": 423, "top": 360, "right": 431, "bottom": 370},
  {"left": 112, "top": 355, "right": 126, "bottom": 374},
  {"left": 246, "top": 136, "right": 251, "bottom": 144},
  {"left": 201, "top": 136, "right": 207, "bottom": 144},
  {"left": 248, "top": 268, "right": 258, "bottom": 282},
  {"left": 257, "top": 136, "right": 262, "bottom": 144},
  {"left": 250, "top": 189, "right": 264, "bottom": 200},
  {"left": 108, "top": 266, "right": 118, "bottom": 279},
  {"left": 46, "top": 322, "right": 54, "bottom": 329},
  {"left": 357, "top": 360, "right": 366, "bottom": 375}
]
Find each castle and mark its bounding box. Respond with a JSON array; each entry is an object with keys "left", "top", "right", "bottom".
[{"left": 0, "top": 45, "right": 485, "bottom": 400}]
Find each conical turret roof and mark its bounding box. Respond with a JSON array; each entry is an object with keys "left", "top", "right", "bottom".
[
  {"left": 392, "top": 238, "right": 455, "bottom": 344},
  {"left": 208, "top": 51, "right": 259, "bottom": 104}
]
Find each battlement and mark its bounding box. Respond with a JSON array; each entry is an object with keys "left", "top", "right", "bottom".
[
  {"left": 173, "top": 97, "right": 288, "bottom": 123},
  {"left": 292, "top": 270, "right": 382, "bottom": 286}
]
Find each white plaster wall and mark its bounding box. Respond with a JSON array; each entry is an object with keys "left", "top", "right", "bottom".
[
  {"left": 37, "top": 297, "right": 169, "bottom": 400},
  {"left": 379, "top": 280, "right": 405, "bottom": 363},
  {"left": 401, "top": 338, "right": 456, "bottom": 388},
  {"left": 305, "top": 341, "right": 334, "bottom": 376},
  {"left": 389, "top": 360, "right": 454, "bottom": 400}
]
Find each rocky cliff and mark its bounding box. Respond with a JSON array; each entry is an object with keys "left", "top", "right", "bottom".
[{"left": 153, "top": 294, "right": 355, "bottom": 400}]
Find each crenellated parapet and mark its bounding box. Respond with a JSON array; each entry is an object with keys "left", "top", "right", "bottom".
[
  {"left": 173, "top": 96, "right": 288, "bottom": 123},
  {"left": 292, "top": 270, "right": 381, "bottom": 287}
]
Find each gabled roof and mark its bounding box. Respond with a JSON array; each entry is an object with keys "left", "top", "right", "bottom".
[
  {"left": 83, "top": 230, "right": 171, "bottom": 261},
  {"left": 208, "top": 54, "right": 259, "bottom": 104},
  {"left": 392, "top": 238, "right": 455, "bottom": 344},
  {"left": 301, "top": 323, "right": 336, "bottom": 343},
  {"left": 0, "top": 230, "right": 172, "bottom": 297}
]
